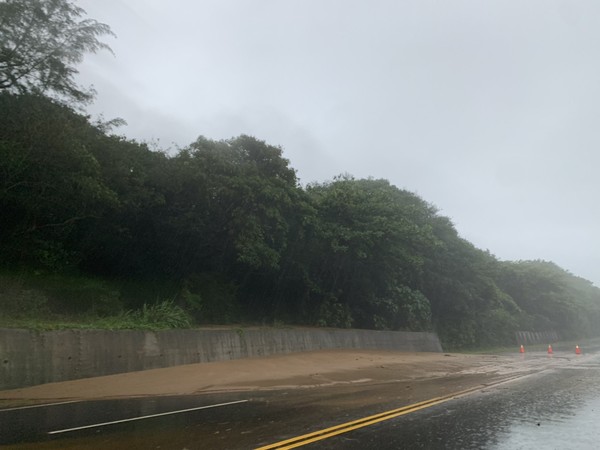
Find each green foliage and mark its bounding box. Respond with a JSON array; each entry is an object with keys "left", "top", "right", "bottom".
[
  {"left": 437, "top": 319, "right": 478, "bottom": 349},
  {"left": 0, "top": 285, "right": 50, "bottom": 318},
  {"left": 316, "top": 296, "right": 353, "bottom": 328},
  {"left": 156, "top": 135, "right": 300, "bottom": 276},
  {"left": 182, "top": 274, "right": 240, "bottom": 324},
  {"left": 0, "top": 0, "right": 114, "bottom": 104},
  {"left": 496, "top": 260, "right": 600, "bottom": 339},
  {"left": 0, "top": 93, "right": 117, "bottom": 269},
  {"left": 302, "top": 176, "right": 439, "bottom": 330},
  {"left": 359, "top": 286, "right": 432, "bottom": 331},
  {"left": 476, "top": 308, "right": 520, "bottom": 346},
  {"left": 396, "top": 286, "right": 432, "bottom": 331},
  {"left": 123, "top": 300, "right": 192, "bottom": 329},
  {"left": 2, "top": 0, "right": 600, "bottom": 347},
  {"left": 0, "top": 271, "right": 122, "bottom": 317},
  {"left": 2, "top": 92, "right": 600, "bottom": 347},
  {"left": 0, "top": 272, "right": 191, "bottom": 330},
  {"left": 180, "top": 287, "right": 203, "bottom": 321}
]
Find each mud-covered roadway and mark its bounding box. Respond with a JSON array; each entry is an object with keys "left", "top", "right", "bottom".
[{"left": 0, "top": 348, "right": 578, "bottom": 408}]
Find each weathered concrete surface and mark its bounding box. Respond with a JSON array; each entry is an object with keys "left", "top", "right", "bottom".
[
  {"left": 515, "top": 330, "right": 559, "bottom": 345},
  {"left": 0, "top": 328, "right": 442, "bottom": 390}
]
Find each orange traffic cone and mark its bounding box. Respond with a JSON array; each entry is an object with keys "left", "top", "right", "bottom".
[
  {"left": 547, "top": 345, "right": 553, "bottom": 355},
  {"left": 519, "top": 344, "right": 525, "bottom": 353},
  {"left": 576, "top": 345, "right": 582, "bottom": 355}
]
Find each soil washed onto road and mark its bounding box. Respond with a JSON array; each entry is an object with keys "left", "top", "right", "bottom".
[{"left": 0, "top": 349, "right": 572, "bottom": 407}]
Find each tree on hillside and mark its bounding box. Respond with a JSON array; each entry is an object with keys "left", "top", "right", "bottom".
[
  {"left": 0, "top": 0, "right": 114, "bottom": 104},
  {"left": 304, "top": 176, "right": 440, "bottom": 330},
  {"left": 421, "top": 219, "right": 519, "bottom": 347},
  {"left": 0, "top": 93, "right": 117, "bottom": 269},
  {"left": 139, "top": 135, "right": 307, "bottom": 321},
  {"left": 152, "top": 135, "right": 301, "bottom": 278},
  {"left": 76, "top": 134, "right": 169, "bottom": 277},
  {"left": 495, "top": 260, "right": 600, "bottom": 338}
]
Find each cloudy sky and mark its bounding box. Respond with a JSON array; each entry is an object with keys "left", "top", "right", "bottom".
[{"left": 76, "top": 0, "right": 600, "bottom": 286}]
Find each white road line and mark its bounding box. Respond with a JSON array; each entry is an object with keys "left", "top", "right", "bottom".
[
  {"left": 48, "top": 399, "right": 249, "bottom": 435},
  {"left": 0, "top": 400, "right": 79, "bottom": 412}
]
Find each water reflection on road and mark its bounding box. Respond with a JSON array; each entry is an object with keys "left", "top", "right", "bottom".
[
  {"left": 495, "top": 395, "right": 600, "bottom": 449},
  {"left": 313, "top": 353, "right": 600, "bottom": 449},
  {"left": 493, "top": 359, "right": 600, "bottom": 449}
]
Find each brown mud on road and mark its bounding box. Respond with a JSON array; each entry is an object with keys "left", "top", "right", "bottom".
[{"left": 0, "top": 349, "right": 570, "bottom": 408}]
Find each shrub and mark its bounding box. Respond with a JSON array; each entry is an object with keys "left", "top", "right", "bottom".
[{"left": 126, "top": 300, "right": 192, "bottom": 329}]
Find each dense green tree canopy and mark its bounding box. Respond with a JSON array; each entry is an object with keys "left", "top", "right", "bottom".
[
  {"left": 302, "top": 176, "right": 439, "bottom": 330},
  {"left": 2, "top": 94, "right": 600, "bottom": 347},
  {"left": 0, "top": 93, "right": 117, "bottom": 268},
  {"left": 2, "top": 0, "right": 600, "bottom": 349}
]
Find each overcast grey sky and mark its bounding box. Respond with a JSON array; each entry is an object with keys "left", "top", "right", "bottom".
[{"left": 76, "top": 0, "right": 600, "bottom": 286}]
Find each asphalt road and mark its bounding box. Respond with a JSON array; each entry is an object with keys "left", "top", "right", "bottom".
[
  {"left": 2, "top": 350, "right": 599, "bottom": 449},
  {"left": 304, "top": 354, "right": 600, "bottom": 449}
]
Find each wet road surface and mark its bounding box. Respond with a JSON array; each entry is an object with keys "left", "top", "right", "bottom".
[
  {"left": 303, "top": 354, "right": 600, "bottom": 449},
  {"left": 2, "top": 350, "right": 599, "bottom": 449}
]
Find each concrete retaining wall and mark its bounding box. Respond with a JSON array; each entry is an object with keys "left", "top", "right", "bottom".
[
  {"left": 0, "top": 328, "right": 442, "bottom": 390},
  {"left": 515, "top": 330, "right": 560, "bottom": 345}
]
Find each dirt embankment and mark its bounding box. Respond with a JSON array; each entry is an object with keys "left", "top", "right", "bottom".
[{"left": 1, "top": 348, "right": 568, "bottom": 409}]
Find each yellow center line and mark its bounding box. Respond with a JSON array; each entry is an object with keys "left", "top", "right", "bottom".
[
  {"left": 256, "top": 375, "right": 525, "bottom": 450},
  {"left": 275, "top": 397, "right": 455, "bottom": 450},
  {"left": 255, "top": 396, "right": 446, "bottom": 450}
]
